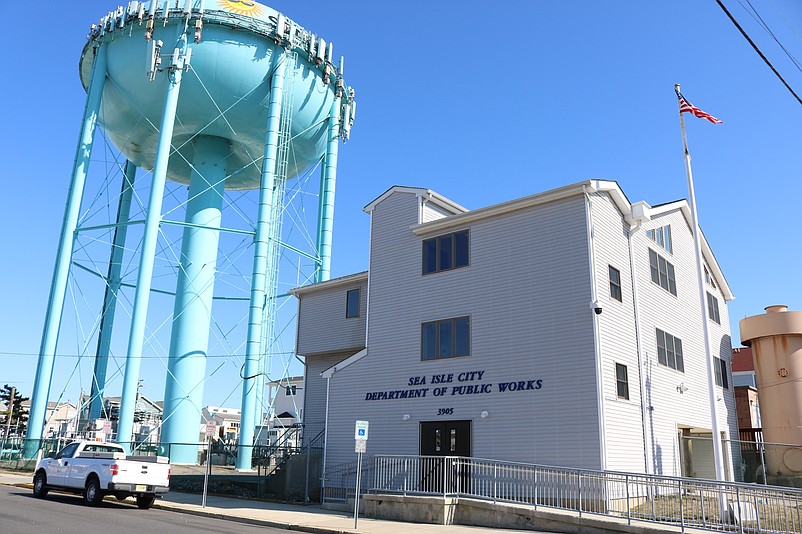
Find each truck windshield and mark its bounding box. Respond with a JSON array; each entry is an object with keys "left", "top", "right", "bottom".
[{"left": 56, "top": 442, "right": 80, "bottom": 459}]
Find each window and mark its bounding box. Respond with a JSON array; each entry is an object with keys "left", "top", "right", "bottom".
[
  {"left": 285, "top": 385, "right": 297, "bottom": 396},
  {"left": 707, "top": 292, "right": 720, "bottom": 324},
  {"left": 715, "top": 358, "right": 729, "bottom": 389},
  {"left": 656, "top": 328, "right": 684, "bottom": 372},
  {"left": 704, "top": 266, "right": 717, "bottom": 289},
  {"left": 646, "top": 225, "right": 672, "bottom": 253},
  {"left": 422, "top": 230, "right": 469, "bottom": 274},
  {"left": 346, "top": 288, "right": 360, "bottom": 318},
  {"left": 609, "top": 265, "right": 622, "bottom": 302},
  {"left": 615, "top": 363, "right": 630, "bottom": 400},
  {"left": 422, "top": 316, "right": 470, "bottom": 360},
  {"left": 649, "top": 249, "right": 677, "bottom": 296}
]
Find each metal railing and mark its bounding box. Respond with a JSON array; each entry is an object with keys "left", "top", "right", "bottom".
[{"left": 323, "top": 455, "right": 802, "bottom": 533}]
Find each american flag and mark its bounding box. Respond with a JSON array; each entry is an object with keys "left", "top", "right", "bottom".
[{"left": 676, "top": 89, "right": 723, "bottom": 124}]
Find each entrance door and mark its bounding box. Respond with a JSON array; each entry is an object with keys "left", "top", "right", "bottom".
[{"left": 419, "top": 420, "right": 471, "bottom": 494}]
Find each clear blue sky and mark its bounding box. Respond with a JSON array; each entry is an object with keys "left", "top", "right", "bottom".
[{"left": 0, "top": 1, "right": 800, "bottom": 405}]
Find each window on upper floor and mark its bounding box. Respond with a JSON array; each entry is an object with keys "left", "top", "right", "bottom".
[
  {"left": 715, "top": 358, "right": 729, "bottom": 389},
  {"left": 704, "top": 266, "right": 717, "bottom": 289},
  {"left": 421, "top": 316, "right": 470, "bottom": 360},
  {"left": 649, "top": 249, "right": 677, "bottom": 296},
  {"left": 609, "top": 265, "right": 622, "bottom": 302},
  {"left": 346, "top": 288, "right": 360, "bottom": 318},
  {"left": 656, "top": 328, "right": 684, "bottom": 372},
  {"left": 285, "top": 385, "right": 297, "bottom": 396},
  {"left": 646, "top": 225, "right": 672, "bottom": 253},
  {"left": 422, "top": 230, "right": 469, "bottom": 274},
  {"left": 707, "top": 292, "right": 720, "bottom": 324},
  {"left": 615, "top": 363, "right": 630, "bottom": 400}
]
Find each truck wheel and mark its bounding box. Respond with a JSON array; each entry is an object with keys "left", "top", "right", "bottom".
[
  {"left": 32, "top": 471, "right": 49, "bottom": 498},
  {"left": 136, "top": 494, "right": 156, "bottom": 510},
  {"left": 84, "top": 477, "right": 104, "bottom": 506}
]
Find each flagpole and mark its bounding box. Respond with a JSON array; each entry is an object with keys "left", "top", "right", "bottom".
[{"left": 675, "top": 83, "right": 727, "bottom": 485}]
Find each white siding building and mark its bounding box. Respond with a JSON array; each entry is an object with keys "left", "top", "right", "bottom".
[{"left": 292, "top": 181, "right": 738, "bottom": 479}]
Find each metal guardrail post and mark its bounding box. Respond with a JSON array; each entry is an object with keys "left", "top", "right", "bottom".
[
  {"left": 679, "top": 479, "right": 684, "bottom": 534},
  {"left": 404, "top": 458, "right": 408, "bottom": 496},
  {"left": 736, "top": 485, "right": 743, "bottom": 534},
  {"left": 442, "top": 457, "right": 446, "bottom": 500},
  {"left": 533, "top": 467, "right": 538, "bottom": 511},
  {"left": 626, "top": 474, "right": 631, "bottom": 525},
  {"left": 701, "top": 486, "right": 707, "bottom": 529},
  {"left": 577, "top": 471, "right": 582, "bottom": 518},
  {"left": 797, "top": 494, "right": 800, "bottom": 533},
  {"left": 493, "top": 463, "right": 498, "bottom": 504},
  {"left": 754, "top": 488, "right": 761, "bottom": 533}
]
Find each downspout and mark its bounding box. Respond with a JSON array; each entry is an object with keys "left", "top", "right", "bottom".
[
  {"left": 584, "top": 186, "right": 607, "bottom": 471},
  {"left": 628, "top": 218, "right": 652, "bottom": 474}
]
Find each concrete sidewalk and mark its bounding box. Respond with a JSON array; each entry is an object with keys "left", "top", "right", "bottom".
[{"left": 0, "top": 471, "right": 551, "bottom": 534}]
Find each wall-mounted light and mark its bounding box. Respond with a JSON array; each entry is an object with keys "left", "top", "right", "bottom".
[
  {"left": 480, "top": 411, "right": 489, "bottom": 419},
  {"left": 677, "top": 383, "right": 688, "bottom": 394},
  {"left": 402, "top": 414, "right": 410, "bottom": 421}
]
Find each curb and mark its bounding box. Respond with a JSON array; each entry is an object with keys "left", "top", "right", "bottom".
[{"left": 152, "top": 502, "right": 354, "bottom": 534}]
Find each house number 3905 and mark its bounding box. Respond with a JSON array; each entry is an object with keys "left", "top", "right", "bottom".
[{"left": 437, "top": 408, "right": 454, "bottom": 416}]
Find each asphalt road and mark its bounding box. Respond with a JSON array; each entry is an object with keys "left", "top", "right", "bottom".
[{"left": 0, "top": 484, "right": 285, "bottom": 534}]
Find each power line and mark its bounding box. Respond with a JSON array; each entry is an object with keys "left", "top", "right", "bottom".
[{"left": 714, "top": 0, "right": 802, "bottom": 106}]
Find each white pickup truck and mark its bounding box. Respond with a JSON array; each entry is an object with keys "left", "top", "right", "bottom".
[{"left": 32, "top": 440, "right": 170, "bottom": 509}]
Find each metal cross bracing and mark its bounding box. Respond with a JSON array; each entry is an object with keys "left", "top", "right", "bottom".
[{"left": 36, "top": 53, "right": 327, "bottom": 460}]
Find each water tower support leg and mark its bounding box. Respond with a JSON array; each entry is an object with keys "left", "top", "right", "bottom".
[
  {"left": 237, "top": 54, "right": 286, "bottom": 471},
  {"left": 315, "top": 96, "right": 341, "bottom": 283},
  {"left": 161, "top": 136, "right": 227, "bottom": 464},
  {"left": 90, "top": 160, "right": 137, "bottom": 421},
  {"left": 25, "top": 44, "right": 108, "bottom": 457},
  {"left": 118, "top": 37, "right": 188, "bottom": 453}
]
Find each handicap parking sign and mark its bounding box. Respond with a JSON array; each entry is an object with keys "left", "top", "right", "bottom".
[{"left": 354, "top": 420, "right": 369, "bottom": 441}]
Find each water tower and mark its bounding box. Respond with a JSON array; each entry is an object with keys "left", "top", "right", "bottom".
[{"left": 26, "top": 0, "right": 355, "bottom": 467}]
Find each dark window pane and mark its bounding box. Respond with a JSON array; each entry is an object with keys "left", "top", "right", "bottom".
[
  {"left": 616, "top": 363, "right": 629, "bottom": 400},
  {"left": 666, "top": 334, "right": 676, "bottom": 369},
  {"left": 665, "top": 226, "right": 672, "bottom": 253},
  {"left": 658, "top": 256, "right": 669, "bottom": 291},
  {"left": 649, "top": 250, "right": 659, "bottom": 284},
  {"left": 450, "top": 428, "right": 457, "bottom": 452},
  {"left": 675, "top": 338, "right": 684, "bottom": 372},
  {"left": 667, "top": 262, "right": 676, "bottom": 295},
  {"left": 423, "top": 238, "right": 437, "bottom": 274},
  {"left": 721, "top": 360, "right": 729, "bottom": 389},
  {"left": 435, "top": 429, "right": 441, "bottom": 452},
  {"left": 422, "top": 322, "right": 437, "bottom": 360},
  {"left": 656, "top": 329, "right": 667, "bottom": 366},
  {"left": 346, "top": 289, "right": 360, "bottom": 318},
  {"left": 439, "top": 235, "right": 453, "bottom": 271},
  {"left": 438, "top": 320, "right": 453, "bottom": 357},
  {"left": 609, "top": 266, "right": 622, "bottom": 302},
  {"left": 454, "top": 317, "right": 470, "bottom": 356},
  {"left": 454, "top": 231, "right": 469, "bottom": 267}
]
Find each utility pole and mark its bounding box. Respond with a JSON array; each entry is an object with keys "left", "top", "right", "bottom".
[{"left": 4, "top": 387, "right": 16, "bottom": 440}]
